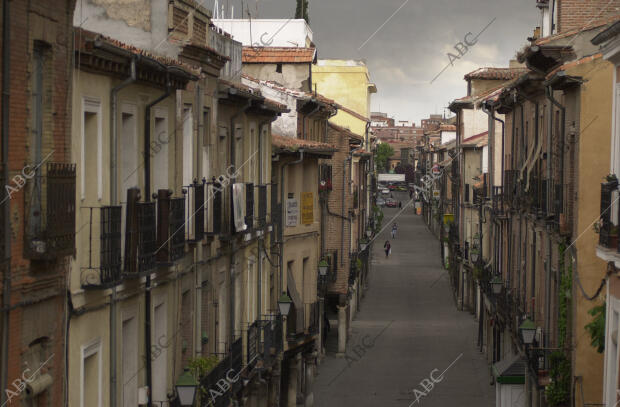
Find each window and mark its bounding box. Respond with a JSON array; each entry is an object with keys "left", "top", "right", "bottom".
[
  {"left": 605, "top": 300, "right": 620, "bottom": 407},
  {"left": 120, "top": 107, "right": 138, "bottom": 192},
  {"left": 182, "top": 106, "right": 194, "bottom": 188},
  {"left": 276, "top": 63, "right": 283, "bottom": 73},
  {"left": 153, "top": 111, "right": 169, "bottom": 193},
  {"left": 152, "top": 301, "right": 168, "bottom": 404},
  {"left": 121, "top": 312, "right": 138, "bottom": 407},
  {"left": 81, "top": 339, "right": 102, "bottom": 407},
  {"left": 180, "top": 290, "right": 193, "bottom": 366},
  {"left": 81, "top": 98, "right": 102, "bottom": 202}
]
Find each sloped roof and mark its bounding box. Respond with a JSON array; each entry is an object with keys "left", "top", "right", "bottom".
[
  {"left": 462, "top": 131, "right": 488, "bottom": 148},
  {"left": 536, "top": 14, "right": 620, "bottom": 45},
  {"left": 76, "top": 28, "right": 201, "bottom": 76},
  {"left": 328, "top": 122, "right": 364, "bottom": 141},
  {"left": 272, "top": 134, "right": 336, "bottom": 155},
  {"left": 242, "top": 47, "right": 317, "bottom": 63},
  {"left": 464, "top": 67, "right": 529, "bottom": 81}
]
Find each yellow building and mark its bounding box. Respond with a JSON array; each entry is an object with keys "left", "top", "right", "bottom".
[{"left": 312, "top": 59, "right": 377, "bottom": 145}]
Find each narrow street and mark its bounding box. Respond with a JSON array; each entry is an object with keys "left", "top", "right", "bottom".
[{"left": 315, "top": 192, "right": 494, "bottom": 407}]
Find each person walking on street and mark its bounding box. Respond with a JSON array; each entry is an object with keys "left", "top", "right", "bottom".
[
  {"left": 384, "top": 240, "right": 391, "bottom": 258},
  {"left": 391, "top": 223, "right": 398, "bottom": 239},
  {"left": 398, "top": 201, "right": 402, "bottom": 209}
]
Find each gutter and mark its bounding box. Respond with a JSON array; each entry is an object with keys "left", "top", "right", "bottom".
[
  {"left": 109, "top": 55, "right": 137, "bottom": 407},
  {"left": 0, "top": 0, "right": 10, "bottom": 403},
  {"left": 229, "top": 98, "right": 252, "bottom": 347},
  {"left": 545, "top": 85, "right": 566, "bottom": 349},
  {"left": 144, "top": 81, "right": 172, "bottom": 407}
]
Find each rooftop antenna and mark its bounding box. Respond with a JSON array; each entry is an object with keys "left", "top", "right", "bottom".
[
  {"left": 214, "top": 0, "right": 219, "bottom": 18},
  {"left": 231, "top": 5, "right": 234, "bottom": 18}
]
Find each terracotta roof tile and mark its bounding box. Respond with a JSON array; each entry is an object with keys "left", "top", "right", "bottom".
[
  {"left": 242, "top": 47, "right": 316, "bottom": 63},
  {"left": 535, "top": 14, "right": 620, "bottom": 45},
  {"left": 272, "top": 134, "right": 336, "bottom": 154},
  {"left": 76, "top": 27, "right": 201, "bottom": 76},
  {"left": 464, "top": 67, "right": 529, "bottom": 80}
]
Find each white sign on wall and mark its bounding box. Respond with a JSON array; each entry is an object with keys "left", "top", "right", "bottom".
[{"left": 286, "top": 198, "right": 298, "bottom": 227}]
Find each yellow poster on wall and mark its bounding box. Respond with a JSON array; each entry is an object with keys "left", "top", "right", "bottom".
[{"left": 301, "top": 192, "right": 313, "bottom": 225}]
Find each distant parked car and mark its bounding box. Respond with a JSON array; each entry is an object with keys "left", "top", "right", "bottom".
[
  {"left": 376, "top": 197, "right": 386, "bottom": 207},
  {"left": 397, "top": 186, "right": 407, "bottom": 191},
  {"left": 381, "top": 188, "right": 390, "bottom": 195},
  {"left": 385, "top": 199, "right": 398, "bottom": 208}
]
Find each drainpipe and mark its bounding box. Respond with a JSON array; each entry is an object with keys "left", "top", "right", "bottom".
[
  {"left": 109, "top": 55, "right": 137, "bottom": 407},
  {"left": 229, "top": 98, "right": 252, "bottom": 345},
  {"left": 279, "top": 151, "right": 305, "bottom": 294},
  {"left": 546, "top": 86, "right": 565, "bottom": 349},
  {"left": 0, "top": 0, "right": 10, "bottom": 403},
  {"left": 144, "top": 81, "right": 171, "bottom": 407},
  {"left": 257, "top": 118, "right": 273, "bottom": 318}
]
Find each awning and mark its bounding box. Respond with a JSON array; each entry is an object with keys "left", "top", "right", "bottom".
[{"left": 493, "top": 354, "right": 526, "bottom": 384}]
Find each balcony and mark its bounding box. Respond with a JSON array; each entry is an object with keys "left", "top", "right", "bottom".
[
  {"left": 319, "top": 164, "right": 333, "bottom": 192},
  {"left": 247, "top": 316, "right": 284, "bottom": 369},
  {"left": 24, "top": 163, "right": 76, "bottom": 260},
  {"left": 257, "top": 184, "right": 267, "bottom": 228},
  {"left": 492, "top": 186, "right": 504, "bottom": 215},
  {"left": 245, "top": 183, "right": 254, "bottom": 232},
  {"left": 155, "top": 189, "right": 186, "bottom": 264},
  {"left": 307, "top": 302, "right": 320, "bottom": 336},
  {"left": 81, "top": 205, "right": 123, "bottom": 289},
  {"left": 123, "top": 189, "right": 157, "bottom": 277},
  {"left": 186, "top": 179, "right": 205, "bottom": 242}
]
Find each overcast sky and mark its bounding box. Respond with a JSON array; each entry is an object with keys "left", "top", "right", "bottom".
[{"left": 219, "top": 0, "right": 539, "bottom": 124}]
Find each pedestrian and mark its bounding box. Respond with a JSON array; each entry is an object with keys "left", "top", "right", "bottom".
[
  {"left": 384, "top": 240, "right": 391, "bottom": 258},
  {"left": 391, "top": 223, "right": 398, "bottom": 239},
  {"left": 398, "top": 201, "right": 402, "bottom": 209},
  {"left": 323, "top": 312, "right": 330, "bottom": 345}
]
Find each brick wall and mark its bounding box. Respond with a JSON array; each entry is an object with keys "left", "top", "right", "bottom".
[
  {"left": 557, "top": 0, "right": 620, "bottom": 33},
  {"left": 0, "top": 0, "right": 75, "bottom": 405},
  {"left": 323, "top": 126, "right": 353, "bottom": 295}
]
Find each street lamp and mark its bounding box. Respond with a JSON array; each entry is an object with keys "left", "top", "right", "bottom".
[
  {"left": 175, "top": 368, "right": 198, "bottom": 407},
  {"left": 278, "top": 292, "right": 292, "bottom": 317},
  {"left": 318, "top": 259, "right": 329, "bottom": 277},
  {"left": 490, "top": 276, "right": 503, "bottom": 295},
  {"left": 519, "top": 318, "right": 537, "bottom": 345},
  {"left": 470, "top": 247, "right": 479, "bottom": 264},
  {"left": 360, "top": 239, "right": 368, "bottom": 252},
  {"left": 366, "top": 229, "right": 372, "bottom": 239}
]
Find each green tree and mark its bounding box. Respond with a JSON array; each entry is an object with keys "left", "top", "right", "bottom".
[
  {"left": 375, "top": 143, "right": 394, "bottom": 173},
  {"left": 295, "top": 0, "right": 309, "bottom": 24}
]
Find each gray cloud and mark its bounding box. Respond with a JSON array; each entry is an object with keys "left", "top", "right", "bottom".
[{"left": 223, "top": 0, "right": 538, "bottom": 123}]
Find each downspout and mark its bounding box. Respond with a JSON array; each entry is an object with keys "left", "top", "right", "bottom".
[
  {"left": 229, "top": 98, "right": 252, "bottom": 346},
  {"left": 257, "top": 118, "right": 273, "bottom": 318},
  {"left": 109, "top": 55, "right": 137, "bottom": 407},
  {"left": 546, "top": 85, "right": 565, "bottom": 349},
  {"left": 0, "top": 0, "right": 10, "bottom": 403},
  {"left": 144, "top": 79, "right": 171, "bottom": 407},
  {"left": 279, "top": 150, "right": 305, "bottom": 294}
]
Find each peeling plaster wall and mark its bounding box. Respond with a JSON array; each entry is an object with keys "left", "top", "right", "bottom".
[
  {"left": 73, "top": 0, "right": 180, "bottom": 58},
  {"left": 241, "top": 77, "right": 299, "bottom": 138}
]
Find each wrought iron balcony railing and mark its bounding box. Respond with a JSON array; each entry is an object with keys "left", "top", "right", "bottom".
[
  {"left": 307, "top": 302, "right": 320, "bottom": 336},
  {"left": 600, "top": 181, "right": 618, "bottom": 249},
  {"left": 81, "top": 205, "right": 123, "bottom": 289},
  {"left": 155, "top": 189, "right": 186, "bottom": 264},
  {"left": 24, "top": 163, "right": 76, "bottom": 260}
]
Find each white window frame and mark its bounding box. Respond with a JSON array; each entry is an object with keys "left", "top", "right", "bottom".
[
  {"left": 81, "top": 97, "right": 103, "bottom": 201},
  {"left": 80, "top": 337, "right": 103, "bottom": 407}
]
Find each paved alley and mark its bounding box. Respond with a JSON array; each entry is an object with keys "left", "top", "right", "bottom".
[{"left": 314, "top": 195, "right": 495, "bottom": 407}]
